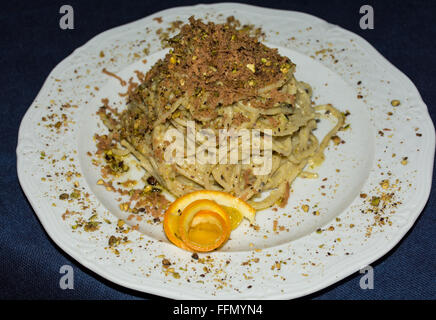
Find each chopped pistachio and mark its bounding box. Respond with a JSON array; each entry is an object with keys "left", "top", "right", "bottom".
[
  {"left": 391, "top": 99, "right": 401, "bottom": 107},
  {"left": 108, "top": 235, "right": 120, "bottom": 247},
  {"left": 70, "top": 191, "right": 80, "bottom": 199},
  {"left": 59, "top": 193, "right": 69, "bottom": 200},
  {"left": 331, "top": 135, "right": 341, "bottom": 145},
  {"left": 380, "top": 180, "right": 390, "bottom": 189},
  {"left": 84, "top": 221, "right": 100, "bottom": 232},
  {"left": 371, "top": 196, "right": 381, "bottom": 207},
  {"left": 280, "top": 63, "right": 291, "bottom": 74},
  {"left": 246, "top": 63, "right": 255, "bottom": 73}
]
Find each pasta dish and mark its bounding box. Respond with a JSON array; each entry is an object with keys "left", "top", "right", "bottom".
[{"left": 98, "top": 17, "right": 344, "bottom": 210}]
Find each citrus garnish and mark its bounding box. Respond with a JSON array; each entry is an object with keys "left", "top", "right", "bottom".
[
  {"left": 179, "top": 206, "right": 230, "bottom": 252},
  {"left": 180, "top": 199, "right": 231, "bottom": 231},
  {"left": 163, "top": 190, "right": 256, "bottom": 251},
  {"left": 163, "top": 207, "right": 191, "bottom": 251},
  {"left": 221, "top": 205, "right": 244, "bottom": 230}
]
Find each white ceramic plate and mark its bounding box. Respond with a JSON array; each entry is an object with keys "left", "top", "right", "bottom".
[{"left": 17, "top": 3, "right": 435, "bottom": 299}]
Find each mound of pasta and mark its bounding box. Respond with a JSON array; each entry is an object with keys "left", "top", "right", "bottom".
[{"left": 98, "top": 17, "right": 344, "bottom": 210}]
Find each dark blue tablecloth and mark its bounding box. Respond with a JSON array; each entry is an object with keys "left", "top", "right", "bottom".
[{"left": 1, "top": 0, "right": 435, "bottom": 300}]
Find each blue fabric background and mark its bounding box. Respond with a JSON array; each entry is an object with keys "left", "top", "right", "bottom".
[{"left": 1, "top": 0, "right": 435, "bottom": 300}]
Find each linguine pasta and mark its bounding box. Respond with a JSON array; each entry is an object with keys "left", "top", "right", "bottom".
[{"left": 98, "top": 17, "right": 344, "bottom": 210}]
